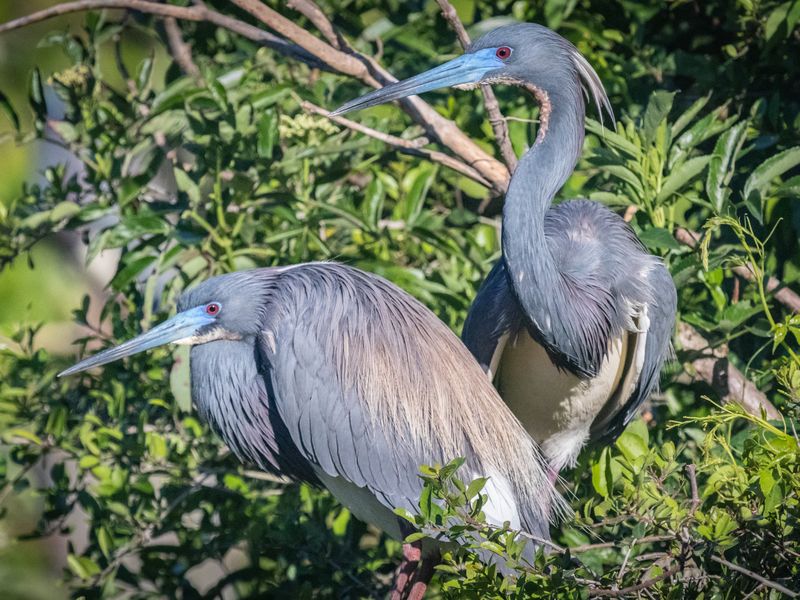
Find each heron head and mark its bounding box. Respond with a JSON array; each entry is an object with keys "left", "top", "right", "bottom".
[
  {"left": 59, "top": 271, "right": 267, "bottom": 377},
  {"left": 331, "top": 23, "right": 611, "bottom": 123}
]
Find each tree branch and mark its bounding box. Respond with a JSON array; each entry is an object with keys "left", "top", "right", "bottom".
[
  {"left": 286, "top": 0, "right": 340, "bottom": 48},
  {"left": 302, "top": 101, "right": 491, "bottom": 187},
  {"left": 676, "top": 227, "right": 800, "bottom": 313},
  {"left": 678, "top": 322, "right": 781, "bottom": 420},
  {"left": 435, "top": 0, "right": 518, "bottom": 172},
  {"left": 228, "top": 0, "right": 378, "bottom": 84},
  {"left": 0, "top": 0, "right": 510, "bottom": 192},
  {"left": 163, "top": 17, "right": 200, "bottom": 79},
  {"left": 588, "top": 561, "right": 682, "bottom": 597},
  {"left": 711, "top": 555, "right": 798, "bottom": 598},
  {"left": 0, "top": 0, "right": 326, "bottom": 68},
  {"left": 227, "top": 0, "right": 509, "bottom": 192}
]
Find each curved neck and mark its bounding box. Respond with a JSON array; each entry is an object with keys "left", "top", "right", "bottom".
[{"left": 501, "top": 82, "right": 589, "bottom": 370}]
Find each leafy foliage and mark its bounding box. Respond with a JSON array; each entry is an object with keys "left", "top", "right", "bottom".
[{"left": 0, "top": 0, "right": 799, "bottom": 597}]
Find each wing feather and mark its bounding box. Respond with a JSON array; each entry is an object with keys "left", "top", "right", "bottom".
[
  {"left": 590, "top": 262, "right": 676, "bottom": 443},
  {"left": 256, "top": 263, "right": 559, "bottom": 537}
]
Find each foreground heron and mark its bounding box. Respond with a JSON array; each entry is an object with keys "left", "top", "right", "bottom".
[
  {"left": 61, "top": 262, "right": 563, "bottom": 597},
  {"left": 333, "top": 23, "right": 677, "bottom": 472}
]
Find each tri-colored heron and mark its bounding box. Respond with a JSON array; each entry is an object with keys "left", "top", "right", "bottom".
[
  {"left": 60, "top": 262, "right": 563, "bottom": 597},
  {"left": 333, "top": 23, "right": 677, "bottom": 473}
]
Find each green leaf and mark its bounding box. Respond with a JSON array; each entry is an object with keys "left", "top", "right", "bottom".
[
  {"left": 765, "top": 1, "right": 791, "bottom": 40},
  {"left": 28, "top": 67, "right": 47, "bottom": 120},
  {"left": 591, "top": 447, "right": 612, "bottom": 498},
  {"left": 363, "top": 176, "right": 386, "bottom": 230},
  {"left": 776, "top": 175, "right": 800, "bottom": 198},
  {"left": 742, "top": 147, "right": 800, "bottom": 217},
  {"left": 615, "top": 431, "right": 649, "bottom": 464},
  {"left": 404, "top": 531, "right": 426, "bottom": 544},
  {"left": 174, "top": 168, "right": 201, "bottom": 204},
  {"left": 602, "top": 165, "right": 645, "bottom": 198},
  {"left": 257, "top": 110, "right": 278, "bottom": 159},
  {"left": 136, "top": 54, "right": 155, "bottom": 92},
  {"left": 638, "top": 227, "right": 682, "bottom": 250},
  {"left": 671, "top": 94, "right": 710, "bottom": 138},
  {"left": 586, "top": 118, "right": 641, "bottom": 158},
  {"left": 465, "top": 477, "right": 488, "bottom": 500},
  {"left": 111, "top": 256, "right": 157, "bottom": 290},
  {"left": 642, "top": 90, "right": 676, "bottom": 146},
  {"left": 0, "top": 90, "right": 20, "bottom": 131},
  {"left": 396, "top": 163, "right": 437, "bottom": 225},
  {"left": 706, "top": 121, "right": 747, "bottom": 213},
  {"left": 657, "top": 155, "right": 711, "bottom": 202}
]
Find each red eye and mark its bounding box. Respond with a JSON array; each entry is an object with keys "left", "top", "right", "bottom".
[
  {"left": 496, "top": 46, "right": 512, "bottom": 60},
  {"left": 205, "top": 302, "right": 221, "bottom": 316}
]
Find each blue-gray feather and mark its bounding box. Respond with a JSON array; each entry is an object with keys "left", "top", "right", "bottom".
[
  {"left": 184, "top": 263, "right": 561, "bottom": 542},
  {"left": 459, "top": 23, "right": 676, "bottom": 450}
]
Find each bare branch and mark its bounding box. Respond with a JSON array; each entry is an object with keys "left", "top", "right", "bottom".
[
  {"left": 302, "top": 101, "right": 492, "bottom": 187},
  {"left": 228, "top": 0, "right": 378, "bottom": 84},
  {"left": 711, "top": 555, "right": 798, "bottom": 598},
  {"left": 588, "top": 561, "right": 682, "bottom": 597},
  {"left": 163, "top": 17, "right": 200, "bottom": 79},
  {"left": 676, "top": 227, "right": 800, "bottom": 313},
  {"left": 435, "top": 0, "right": 518, "bottom": 172},
  {"left": 228, "top": 0, "right": 509, "bottom": 191},
  {"left": 287, "top": 0, "right": 340, "bottom": 48},
  {"left": 0, "top": 0, "right": 509, "bottom": 192},
  {"left": 0, "top": 0, "right": 326, "bottom": 68},
  {"left": 0, "top": 0, "right": 192, "bottom": 31},
  {"left": 678, "top": 322, "right": 781, "bottom": 420},
  {"left": 570, "top": 534, "right": 675, "bottom": 554},
  {"left": 685, "top": 464, "right": 700, "bottom": 516}
]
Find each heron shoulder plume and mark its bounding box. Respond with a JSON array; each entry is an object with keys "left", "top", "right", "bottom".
[{"left": 263, "top": 263, "right": 568, "bottom": 526}]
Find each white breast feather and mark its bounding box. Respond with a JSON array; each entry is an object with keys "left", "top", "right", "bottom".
[{"left": 494, "top": 310, "right": 648, "bottom": 471}]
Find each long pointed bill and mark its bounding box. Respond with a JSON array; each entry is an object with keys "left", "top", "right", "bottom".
[
  {"left": 58, "top": 307, "right": 216, "bottom": 377},
  {"left": 331, "top": 48, "right": 503, "bottom": 116}
]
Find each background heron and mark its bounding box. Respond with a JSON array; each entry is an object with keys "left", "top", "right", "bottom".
[
  {"left": 333, "top": 23, "right": 677, "bottom": 473},
  {"left": 60, "top": 262, "right": 564, "bottom": 598}
]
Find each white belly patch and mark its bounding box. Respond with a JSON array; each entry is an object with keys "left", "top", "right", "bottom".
[{"left": 495, "top": 330, "right": 637, "bottom": 470}]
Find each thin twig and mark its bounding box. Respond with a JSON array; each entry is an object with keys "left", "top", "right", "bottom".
[
  {"left": 589, "top": 561, "right": 682, "bottom": 597},
  {"left": 685, "top": 464, "right": 700, "bottom": 516},
  {"left": 228, "top": 0, "right": 377, "bottom": 84},
  {"left": 0, "top": 0, "right": 325, "bottom": 67},
  {"left": 435, "top": 0, "right": 518, "bottom": 172},
  {"left": 229, "top": 0, "right": 509, "bottom": 191},
  {"left": 303, "top": 101, "right": 492, "bottom": 186},
  {"left": 676, "top": 227, "right": 800, "bottom": 313},
  {"left": 570, "top": 534, "right": 675, "bottom": 554},
  {"left": 617, "top": 540, "right": 636, "bottom": 584},
  {"left": 163, "top": 17, "right": 200, "bottom": 79},
  {"left": 711, "top": 555, "right": 798, "bottom": 598},
  {"left": 286, "top": 0, "right": 340, "bottom": 48}
]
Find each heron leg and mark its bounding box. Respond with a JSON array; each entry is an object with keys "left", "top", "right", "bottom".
[
  {"left": 405, "top": 547, "right": 439, "bottom": 600},
  {"left": 390, "top": 542, "right": 439, "bottom": 600}
]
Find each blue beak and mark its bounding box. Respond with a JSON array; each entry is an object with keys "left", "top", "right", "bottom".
[
  {"left": 58, "top": 306, "right": 216, "bottom": 377},
  {"left": 331, "top": 48, "right": 504, "bottom": 116}
]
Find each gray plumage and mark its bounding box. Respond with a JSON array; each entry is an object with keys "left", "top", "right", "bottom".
[
  {"left": 333, "top": 22, "right": 677, "bottom": 471},
  {"left": 62, "top": 262, "right": 563, "bottom": 558},
  {"left": 464, "top": 25, "right": 677, "bottom": 462}
]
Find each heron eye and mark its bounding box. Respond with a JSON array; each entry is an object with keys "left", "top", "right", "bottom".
[
  {"left": 205, "top": 302, "right": 221, "bottom": 316},
  {"left": 496, "top": 46, "right": 512, "bottom": 60}
]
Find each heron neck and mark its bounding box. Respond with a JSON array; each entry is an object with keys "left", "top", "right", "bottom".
[{"left": 501, "top": 83, "right": 587, "bottom": 369}]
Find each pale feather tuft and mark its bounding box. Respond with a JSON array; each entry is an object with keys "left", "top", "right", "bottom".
[{"left": 568, "top": 47, "right": 615, "bottom": 127}]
